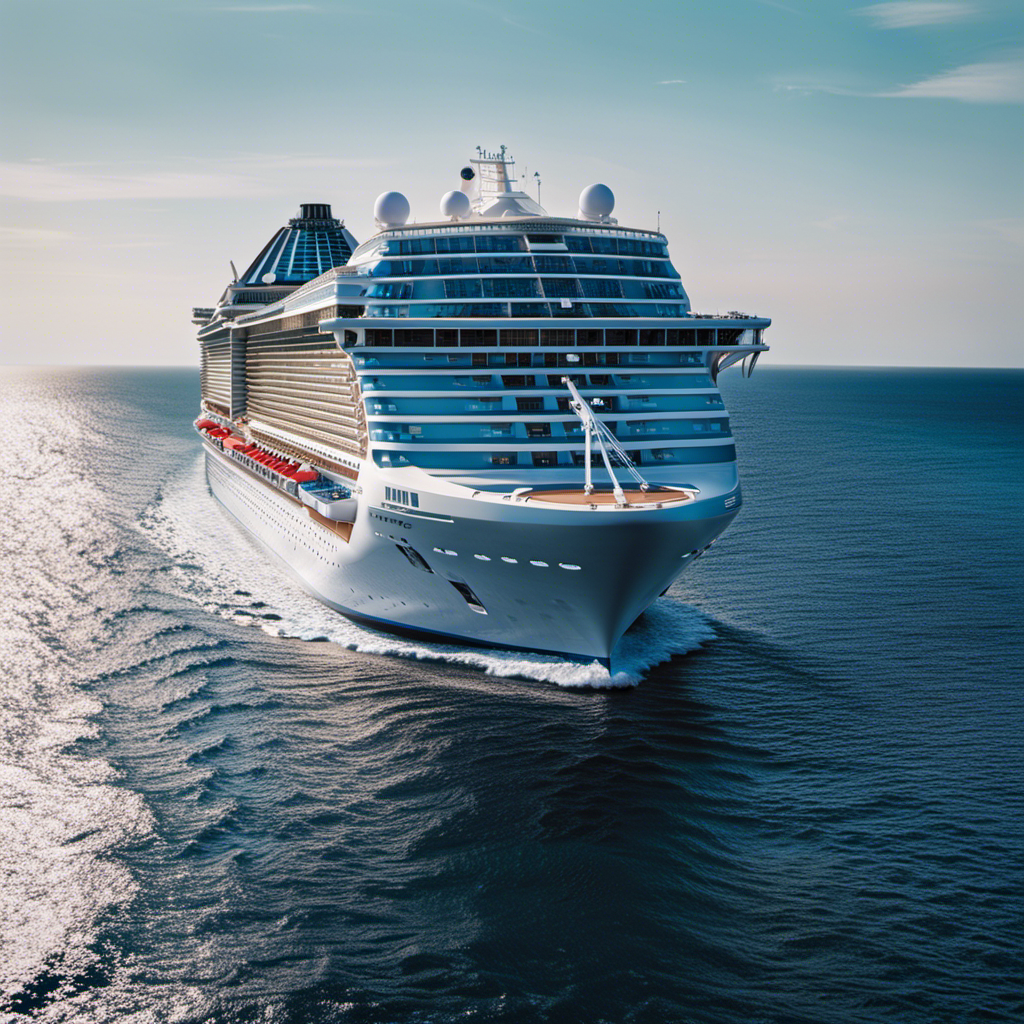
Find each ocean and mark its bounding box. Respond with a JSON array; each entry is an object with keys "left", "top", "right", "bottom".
[{"left": 0, "top": 365, "right": 1021, "bottom": 1023}]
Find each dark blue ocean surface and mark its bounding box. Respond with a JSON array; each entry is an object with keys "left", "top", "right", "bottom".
[{"left": 0, "top": 366, "right": 1021, "bottom": 1023}]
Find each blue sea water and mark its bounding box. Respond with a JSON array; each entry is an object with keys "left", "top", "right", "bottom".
[{"left": 0, "top": 365, "right": 1021, "bottom": 1023}]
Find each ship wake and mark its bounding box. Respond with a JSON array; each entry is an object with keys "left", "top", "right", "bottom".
[{"left": 141, "top": 455, "right": 715, "bottom": 688}]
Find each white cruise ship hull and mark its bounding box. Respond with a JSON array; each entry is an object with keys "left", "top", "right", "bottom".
[{"left": 203, "top": 443, "right": 738, "bottom": 668}]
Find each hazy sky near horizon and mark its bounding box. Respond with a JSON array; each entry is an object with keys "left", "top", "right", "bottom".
[{"left": 1, "top": 0, "right": 1022, "bottom": 367}]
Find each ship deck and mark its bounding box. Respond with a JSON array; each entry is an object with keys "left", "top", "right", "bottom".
[{"left": 523, "top": 487, "right": 693, "bottom": 506}]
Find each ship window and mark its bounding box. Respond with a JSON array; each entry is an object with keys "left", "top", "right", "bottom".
[
  {"left": 502, "top": 375, "right": 528, "bottom": 387},
  {"left": 516, "top": 397, "right": 542, "bottom": 412},
  {"left": 444, "top": 279, "right": 482, "bottom": 299},
  {"left": 529, "top": 560, "right": 550, "bottom": 567},
  {"left": 499, "top": 329, "right": 538, "bottom": 348},
  {"left": 696, "top": 329, "right": 716, "bottom": 346},
  {"left": 501, "top": 556, "right": 518, "bottom": 563},
  {"left": 606, "top": 329, "right": 638, "bottom": 347},
  {"left": 365, "top": 329, "right": 393, "bottom": 347},
  {"left": 475, "top": 234, "right": 525, "bottom": 252},
  {"left": 527, "top": 234, "right": 563, "bottom": 244},
  {"left": 435, "top": 235, "right": 475, "bottom": 254},
  {"left": 510, "top": 302, "right": 552, "bottom": 317},
  {"left": 540, "top": 329, "right": 575, "bottom": 347},
  {"left": 580, "top": 278, "right": 623, "bottom": 299},
  {"left": 399, "top": 238, "right": 436, "bottom": 255},
  {"left": 531, "top": 451, "right": 557, "bottom": 467},
  {"left": 483, "top": 278, "right": 540, "bottom": 298},
  {"left": 639, "top": 329, "right": 665, "bottom": 346},
  {"left": 666, "top": 329, "right": 696, "bottom": 346},
  {"left": 559, "top": 563, "right": 582, "bottom": 571},
  {"left": 526, "top": 423, "right": 551, "bottom": 438},
  {"left": 564, "top": 236, "right": 593, "bottom": 253},
  {"left": 448, "top": 580, "right": 487, "bottom": 614},
  {"left": 541, "top": 278, "right": 581, "bottom": 298},
  {"left": 460, "top": 330, "right": 497, "bottom": 348},
  {"left": 474, "top": 554, "right": 491, "bottom": 561},
  {"left": 394, "top": 329, "right": 434, "bottom": 348},
  {"left": 533, "top": 255, "right": 574, "bottom": 273},
  {"left": 491, "top": 453, "right": 518, "bottom": 466},
  {"left": 576, "top": 329, "right": 603, "bottom": 346},
  {"left": 437, "top": 329, "right": 459, "bottom": 347}
]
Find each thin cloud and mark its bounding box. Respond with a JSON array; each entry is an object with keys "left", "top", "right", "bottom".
[
  {"left": 0, "top": 226, "right": 75, "bottom": 247},
  {"left": 752, "top": 0, "right": 806, "bottom": 14},
  {"left": 855, "top": 2, "right": 978, "bottom": 29},
  {"left": 659, "top": 79, "right": 687, "bottom": 85},
  {"left": 777, "top": 54, "right": 1024, "bottom": 104},
  {"left": 212, "top": 4, "right": 319, "bottom": 11},
  {"left": 882, "top": 56, "right": 1024, "bottom": 102},
  {"left": 977, "top": 218, "right": 1024, "bottom": 247},
  {"left": 0, "top": 163, "right": 271, "bottom": 202},
  {"left": 0, "top": 155, "right": 388, "bottom": 202},
  {"left": 813, "top": 213, "right": 851, "bottom": 231}
]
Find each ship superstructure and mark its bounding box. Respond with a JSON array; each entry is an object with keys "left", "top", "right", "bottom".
[{"left": 193, "top": 151, "right": 769, "bottom": 668}]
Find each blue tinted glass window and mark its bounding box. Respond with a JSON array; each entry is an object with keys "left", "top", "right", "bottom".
[
  {"left": 483, "top": 278, "right": 540, "bottom": 298},
  {"left": 533, "top": 255, "right": 575, "bottom": 273},
  {"left": 435, "top": 235, "right": 474, "bottom": 254},
  {"left": 475, "top": 235, "right": 525, "bottom": 252},
  {"left": 581, "top": 278, "right": 623, "bottom": 298},
  {"left": 444, "top": 279, "right": 482, "bottom": 299},
  {"left": 541, "top": 278, "right": 581, "bottom": 298}
]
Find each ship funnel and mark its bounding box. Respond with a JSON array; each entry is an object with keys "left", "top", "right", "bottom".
[{"left": 298, "top": 203, "right": 334, "bottom": 221}]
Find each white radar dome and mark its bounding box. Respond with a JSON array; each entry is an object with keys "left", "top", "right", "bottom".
[
  {"left": 374, "top": 191, "right": 410, "bottom": 227},
  {"left": 440, "top": 190, "right": 471, "bottom": 220},
  {"left": 579, "top": 183, "right": 615, "bottom": 219}
]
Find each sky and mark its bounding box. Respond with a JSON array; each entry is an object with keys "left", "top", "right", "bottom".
[{"left": 1, "top": 0, "right": 1022, "bottom": 367}]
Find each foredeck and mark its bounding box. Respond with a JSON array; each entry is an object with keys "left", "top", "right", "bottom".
[{"left": 523, "top": 487, "right": 693, "bottom": 507}]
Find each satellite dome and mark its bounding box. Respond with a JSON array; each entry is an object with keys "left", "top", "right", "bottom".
[
  {"left": 374, "top": 191, "right": 410, "bottom": 227},
  {"left": 440, "top": 190, "right": 472, "bottom": 220},
  {"left": 579, "top": 183, "right": 615, "bottom": 219}
]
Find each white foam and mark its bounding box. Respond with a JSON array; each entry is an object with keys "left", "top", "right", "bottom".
[{"left": 142, "top": 454, "right": 715, "bottom": 688}]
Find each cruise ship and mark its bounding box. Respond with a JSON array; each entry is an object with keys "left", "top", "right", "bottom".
[{"left": 193, "top": 148, "right": 769, "bottom": 669}]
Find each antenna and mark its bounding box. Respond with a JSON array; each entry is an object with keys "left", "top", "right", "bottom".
[
  {"left": 230, "top": 260, "right": 238, "bottom": 283},
  {"left": 657, "top": 210, "right": 661, "bottom": 232},
  {"left": 534, "top": 170, "right": 541, "bottom": 204}
]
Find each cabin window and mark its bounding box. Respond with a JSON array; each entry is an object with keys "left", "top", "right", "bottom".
[
  {"left": 500, "top": 329, "right": 538, "bottom": 348},
  {"left": 460, "top": 330, "right": 498, "bottom": 348}
]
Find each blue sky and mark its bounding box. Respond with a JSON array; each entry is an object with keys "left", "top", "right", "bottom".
[{"left": 1, "top": 0, "right": 1021, "bottom": 366}]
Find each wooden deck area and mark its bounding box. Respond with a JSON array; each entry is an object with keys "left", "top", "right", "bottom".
[
  {"left": 524, "top": 487, "right": 693, "bottom": 507},
  {"left": 304, "top": 506, "right": 354, "bottom": 541}
]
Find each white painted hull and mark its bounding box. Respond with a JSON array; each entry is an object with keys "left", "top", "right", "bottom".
[{"left": 203, "top": 442, "right": 738, "bottom": 667}]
